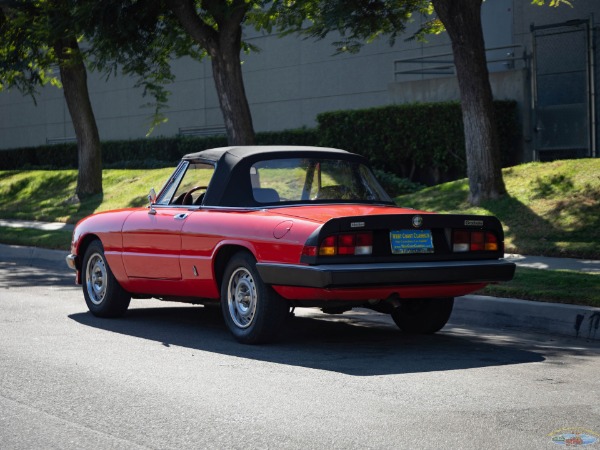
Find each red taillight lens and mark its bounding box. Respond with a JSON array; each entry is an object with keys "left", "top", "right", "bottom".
[
  {"left": 338, "top": 234, "right": 355, "bottom": 255},
  {"left": 318, "top": 232, "right": 373, "bottom": 256},
  {"left": 470, "top": 231, "right": 485, "bottom": 251},
  {"left": 302, "top": 246, "right": 317, "bottom": 257},
  {"left": 453, "top": 230, "right": 499, "bottom": 252}
]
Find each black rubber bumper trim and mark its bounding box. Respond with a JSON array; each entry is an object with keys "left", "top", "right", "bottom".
[{"left": 256, "top": 259, "right": 516, "bottom": 288}]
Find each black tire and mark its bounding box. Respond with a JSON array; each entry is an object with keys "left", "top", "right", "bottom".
[
  {"left": 391, "top": 297, "right": 454, "bottom": 334},
  {"left": 220, "top": 252, "right": 289, "bottom": 344},
  {"left": 82, "top": 240, "right": 131, "bottom": 318}
]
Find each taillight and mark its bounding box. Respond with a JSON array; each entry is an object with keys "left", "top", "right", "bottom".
[
  {"left": 453, "top": 230, "right": 499, "bottom": 252},
  {"left": 453, "top": 230, "right": 470, "bottom": 252},
  {"left": 355, "top": 232, "right": 373, "bottom": 255},
  {"left": 319, "top": 236, "right": 337, "bottom": 256},
  {"left": 484, "top": 232, "right": 498, "bottom": 251},
  {"left": 318, "top": 232, "right": 373, "bottom": 256}
]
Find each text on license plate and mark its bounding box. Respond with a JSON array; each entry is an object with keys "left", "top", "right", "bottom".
[{"left": 390, "top": 229, "right": 434, "bottom": 254}]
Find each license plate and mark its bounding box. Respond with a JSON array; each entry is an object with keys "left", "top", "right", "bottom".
[{"left": 390, "top": 230, "right": 434, "bottom": 254}]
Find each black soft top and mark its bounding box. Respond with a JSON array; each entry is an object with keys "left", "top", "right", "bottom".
[
  {"left": 184, "top": 146, "right": 368, "bottom": 207},
  {"left": 183, "top": 146, "right": 354, "bottom": 163}
]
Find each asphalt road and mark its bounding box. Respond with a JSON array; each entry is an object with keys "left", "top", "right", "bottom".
[{"left": 1, "top": 258, "right": 599, "bottom": 449}]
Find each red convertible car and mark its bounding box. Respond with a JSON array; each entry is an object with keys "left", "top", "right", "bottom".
[{"left": 66, "top": 146, "right": 515, "bottom": 343}]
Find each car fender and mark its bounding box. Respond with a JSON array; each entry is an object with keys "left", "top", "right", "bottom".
[{"left": 71, "top": 209, "right": 137, "bottom": 283}]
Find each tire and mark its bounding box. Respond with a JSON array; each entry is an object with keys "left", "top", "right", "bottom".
[
  {"left": 82, "top": 240, "right": 131, "bottom": 318},
  {"left": 220, "top": 252, "right": 289, "bottom": 344},
  {"left": 391, "top": 297, "right": 454, "bottom": 334}
]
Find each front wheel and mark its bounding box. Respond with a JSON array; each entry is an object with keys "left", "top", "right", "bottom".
[
  {"left": 221, "top": 252, "right": 289, "bottom": 344},
  {"left": 82, "top": 240, "right": 131, "bottom": 318},
  {"left": 391, "top": 298, "right": 454, "bottom": 334}
]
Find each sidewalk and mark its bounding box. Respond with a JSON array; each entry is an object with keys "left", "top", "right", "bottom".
[
  {"left": 0, "top": 219, "right": 74, "bottom": 232},
  {"left": 504, "top": 253, "right": 600, "bottom": 274},
  {"left": 1, "top": 220, "right": 599, "bottom": 341}
]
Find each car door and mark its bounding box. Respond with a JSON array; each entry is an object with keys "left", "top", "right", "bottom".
[
  {"left": 121, "top": 208, "right": 188, "bottom": 279},
  {"left": 119, "top": 159, "right": 215, "bottom": 281}
]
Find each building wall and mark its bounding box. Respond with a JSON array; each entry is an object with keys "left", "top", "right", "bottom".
[{"left": 1, "top": 1, "right": 598, "bottom": 154}]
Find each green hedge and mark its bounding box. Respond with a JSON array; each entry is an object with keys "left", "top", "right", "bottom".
[
  {"left": 0, "top": 101, "right": 519, "bottom": 185},
  {"left": 0, "top": 128, "right": 321, "bottom": 170},
  {"left": 317, "top": 100, "right": 519, "bottom": 182}
]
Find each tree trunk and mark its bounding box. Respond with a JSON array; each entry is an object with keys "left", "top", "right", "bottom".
[
  {"left": 55, "top": 37, "right": 102, "bottom": 198},
  {"left": 432, "top": 0, "right": 506, "bottom": 205},
  {"left": 168, "top": 0, "right": 255, "bottom": 146},
  {"left": 210, "top": 29, "right": 255, "bottom": 146}
]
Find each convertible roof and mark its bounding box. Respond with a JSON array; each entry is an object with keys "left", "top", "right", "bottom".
[
  {"left": 183, "top": 146, "right": 352, "bottom": 163},
  {"left": 186, "top": 146, "right": 367, "bottom": 207}
]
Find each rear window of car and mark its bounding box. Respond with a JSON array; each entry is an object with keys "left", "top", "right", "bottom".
[{"left": 250, "top": 158, "right": 392, "bottom": 204}]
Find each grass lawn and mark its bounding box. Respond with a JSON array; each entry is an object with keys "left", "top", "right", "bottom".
[
  {"left": 395, "top": 159, "right": 600, "bottom": 259},
  {"left": 0, "top": 159, "right": 598, "bottom": 307},
  {"left": 0, "top": 226, "right": 71, "bottom": 250},
  {"left": 0, "top": 168, "right": 172, "bottom": 224},
  {"left": 479, "top": 267, "right": 600, "bottom": 308}
]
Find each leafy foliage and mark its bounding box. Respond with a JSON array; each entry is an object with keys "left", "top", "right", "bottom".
[
  {"left": 79, "top": 1, "right": 200, "bottom": 133},
  {"left": 0, "top": 1, "right": 68, "bottom": 97},
  {"left": 0, "top": 128, "right": 320, "bottom": 170},
  {"left": 0, "top": 100, "right": 518, "bottom": 186},
  {"left": 317, "top": 101, "right": 519, "bottom": 182},
  {"left": 371, "top": 169, "right": 424, "bottom": 196},
  {"left": 270, "top": 0, "right": 434, "bottom": 53},
  {"left": 530, "top": 0, "right": 573, "bottom": 6}
]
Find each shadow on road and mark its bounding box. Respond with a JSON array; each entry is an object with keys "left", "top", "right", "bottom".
[
  {"left": 69, "top": 305, "right": 545, "bottom": 376},
  {"left": 0, "top": 261, "right": 74, "bottom": 289}
]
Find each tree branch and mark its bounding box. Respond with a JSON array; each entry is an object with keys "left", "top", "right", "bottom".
[{"left": 166, "top": 0, "right": 218, "bottom": 54}]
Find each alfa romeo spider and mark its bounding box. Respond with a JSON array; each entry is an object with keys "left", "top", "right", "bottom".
[{"left": 66, "top": 146, "right": 515, "bottom": 343}]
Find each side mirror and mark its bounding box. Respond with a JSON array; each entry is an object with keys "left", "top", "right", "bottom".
[
  {"left": 148, "top": 188, "right": 157, "bottom": 215},
  {"left": 148, "top": 188, "right": 157, "bottom": 204}
]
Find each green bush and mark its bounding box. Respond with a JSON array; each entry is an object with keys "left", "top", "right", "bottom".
[
  {"left": 256, "top": 127, "right": 320, "bottom": 146},
  {"left": 371, "top": 169, "right": 424, "bottom": 196},
  {"left": 0, "top": 128, "right": 318, "bottom": 170},
  {"left": 0, "top": 102, "right": 519, "bottom": 184},
  {"left": 317, "top": 100, "right": 519, "bottom": 180}
]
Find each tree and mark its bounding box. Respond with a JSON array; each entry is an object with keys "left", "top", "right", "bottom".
[
  {"left": 0, "top": 0, "right": 102, "bottom": 198},
  {"left": 84, "top": 0, "right": 269, "bottom": 146},
  {"left": 431, "top": 0, "right": 505, "bottom": 204},
  {"left": 273, "top": 0, "right": 569, "bottom": 205},
  {"left": 167, "top": 0, "right": 257, "bottom": 145}
]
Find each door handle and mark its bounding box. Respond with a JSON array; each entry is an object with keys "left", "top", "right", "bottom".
[{"left": 174, "top": 213, "right": 188, "bottom": 220}]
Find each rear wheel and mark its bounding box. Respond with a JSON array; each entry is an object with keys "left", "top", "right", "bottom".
[
  {"left": 221, "top": 252, "right": 289, "bottom": 344},
  {"left": 391, "top": 298, "right": 454, "bottom": 334},
  {"left": 82, "top": 240, "right": 131, "bottom": 317}
]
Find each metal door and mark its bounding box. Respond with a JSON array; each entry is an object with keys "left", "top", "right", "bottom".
[{"left": 532, "top": 18, "right": 596, "bottom": 160}]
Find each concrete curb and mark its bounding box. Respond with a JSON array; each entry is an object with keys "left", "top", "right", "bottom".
[
  {"left": 453, "top": 295, "right": 600, "bottom": 341},
  {"left": 0, "top": 243, "right": 68, "bottom": 265},
  {"left": 1, "top": 243, "right": 599, "bottom": 341}
]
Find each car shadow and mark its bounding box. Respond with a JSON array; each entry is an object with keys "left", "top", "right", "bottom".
[{"left": 69, "top": 305, "right": 545, "bottom": 376}]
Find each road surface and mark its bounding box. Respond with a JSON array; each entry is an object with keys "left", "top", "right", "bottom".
[{"left": 1, "top": 257, "right": 599, "bottom": 449}]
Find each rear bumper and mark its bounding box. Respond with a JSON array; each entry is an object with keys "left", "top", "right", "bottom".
[{"left": 256, "top": 259, "right": 516, "bottom": 289}]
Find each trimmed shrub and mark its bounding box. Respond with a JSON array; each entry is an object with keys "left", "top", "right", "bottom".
[
  {"left": 0, "top": 102, "right": 519, "bottom": 185},
  {"left": 0, "top": 128, "right": 318, "bottom": 170},
  {"left": 317, "top": 100, "right": 519, "bottom": 183}
]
